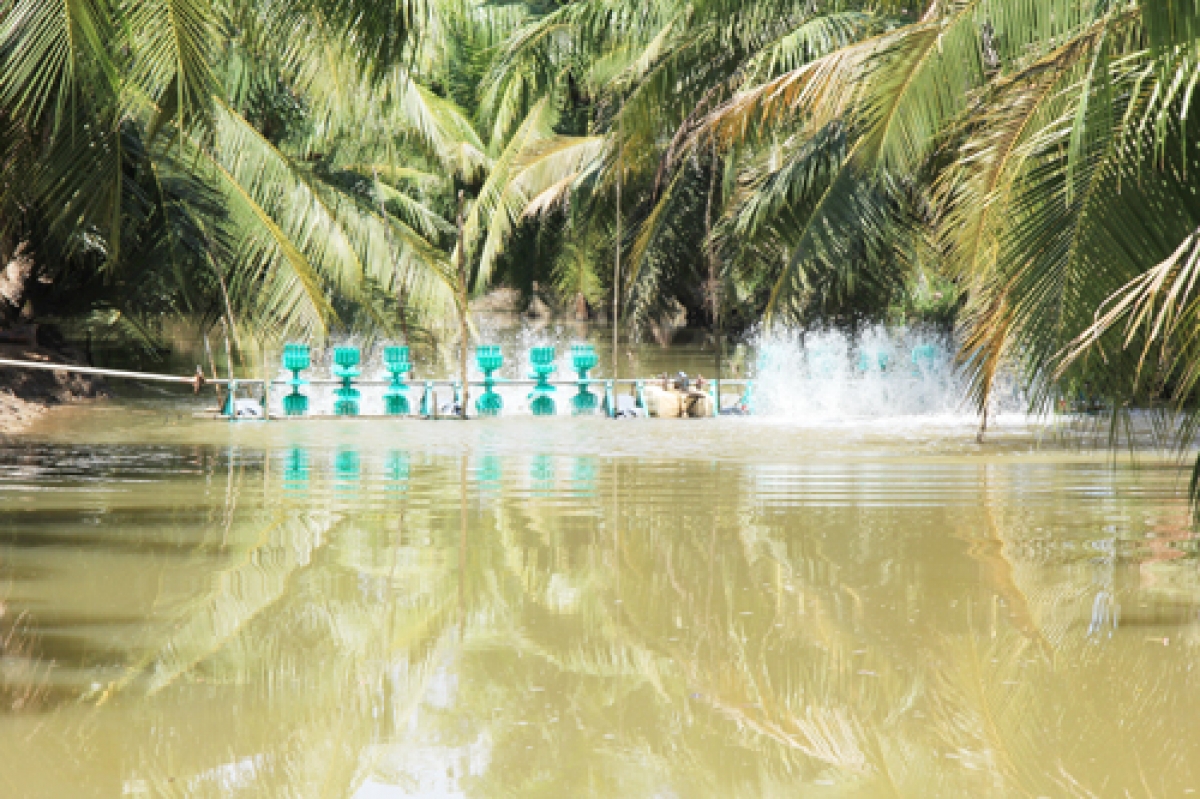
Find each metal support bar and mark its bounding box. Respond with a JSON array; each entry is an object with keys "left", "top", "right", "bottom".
[{"left": 266, "top": 377, "right": 755, "bottom": 387}]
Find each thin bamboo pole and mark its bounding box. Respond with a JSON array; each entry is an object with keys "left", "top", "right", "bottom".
[
  {"left": 705, "top": 137, "right": 722, "bottom": 410},
  {"left": 612, "top": 115, "right": 623, "bottom": 383},
  {"left": 456, "top": 191, "right": 470, "bottom": 420}
]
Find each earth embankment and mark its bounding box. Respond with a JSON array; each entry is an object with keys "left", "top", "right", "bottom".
[{"left": 0, "top": 344, "right": 106, "bottom": 434}]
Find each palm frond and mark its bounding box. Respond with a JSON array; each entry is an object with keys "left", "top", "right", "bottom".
[
  {"left": 741, "top": 11, "right": 877, "bottom": 84},
  {"left": 461, "top": 99, "right": 603, "bottom": 293},
  {"left": 124, "top": 0, "right": 220, "bottom": 133},
  {"left": 975, "top": 37, "right": 1199, "bottom": 406},
  {"left": 0, "top": 0, "right": 117, "bottom": 131},
  {"left": 1143, "top": 0, "right": 1200, "bottom": 54},
  {"left": 1060, "top": 229, "right": 1200, "bottom": 388},
  {"left": 397, "top": 77, "right": 488, "bottom": 179}
]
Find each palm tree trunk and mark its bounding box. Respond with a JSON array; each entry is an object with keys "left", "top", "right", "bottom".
[{"left": 0, "top": 239, "right": 35, "bottom": 326}]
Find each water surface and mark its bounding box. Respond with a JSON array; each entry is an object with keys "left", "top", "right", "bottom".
[{"left": 2, "top": 406, "right": 1199, "bottom": 797}]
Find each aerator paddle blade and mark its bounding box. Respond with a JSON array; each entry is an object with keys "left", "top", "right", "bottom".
[
  {"left": 334, "top": 386, "right": 361, "bottom": 416},
  {"left": 571, "top": 344, "right": 598, "bottom": 373},
  {"left": 571, "top": 390, "right": 598, "bottom": 415},
  {"left": 529, "top": 346, "right": 556, "bottom": 370},
  {"left": 385, "top": 395, "right": 410, "bottom": 415},
  {"left": 283, "top": 343, "right": 310, "bottom": 373},
  {"left": 530, "top": 395, "right": 556, "bottom": 417},
  {"left": 475, "top": 345, "right": 503, "bottom": 374},
  {"left": 476, "top": 391, "right": 503, "bottom": 416},
  {"left": 333, "top": 346, "right": 360, "bottom": 368},
  {"left": 283, "top": 392, "right": 309, "bottom": 416},
  {"left": 383, "top": 346, "right": 411, "bottom": 370}
]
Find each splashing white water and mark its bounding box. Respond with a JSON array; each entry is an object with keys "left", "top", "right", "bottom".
[{"left": 749, "top": 326, "right": 1020, "bottom": 422}]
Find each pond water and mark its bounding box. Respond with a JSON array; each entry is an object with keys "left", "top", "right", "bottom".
[{"left": 2, "top": 400, "right": 1200, "bottom": 797}]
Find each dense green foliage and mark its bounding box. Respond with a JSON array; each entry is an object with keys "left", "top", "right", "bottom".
[{"left": 2, "top": 0, "right": 1200, "bottom": 424}]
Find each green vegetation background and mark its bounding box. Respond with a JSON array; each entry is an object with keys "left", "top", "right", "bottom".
[{"left": 1, "top": 0, "right": 1200, "bottom": 422}]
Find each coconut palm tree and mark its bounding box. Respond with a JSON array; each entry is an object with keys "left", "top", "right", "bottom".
[
  {"left": 670, "top": 0, "right": 1200, "bottom": 432},
  {"left": 0, "top": 0, "right": 448, "bottom": 343},
  {"left": 477, "top": 0, "right": 1200, "bottom": 434},
  {"left": 6, "top": 0, "right": 1200, "bottom": 451},
  {"left": 475, "top": 0, "right": 885, "bottom": 331}
]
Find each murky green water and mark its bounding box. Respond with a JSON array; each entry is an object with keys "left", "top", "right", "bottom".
[{"left": 3, "top": 405, "right": 1200, "bottom": 797}]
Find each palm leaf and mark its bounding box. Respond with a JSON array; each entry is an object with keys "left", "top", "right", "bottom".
[
  {"left": 462, "top": 99, "right": 603, "bottom": 293},
  {"left": 124, "top": 0, "right": 220, "bottom": 134},
  {"left": 0, "top": 0, "right": 117, "bottom": 132}
]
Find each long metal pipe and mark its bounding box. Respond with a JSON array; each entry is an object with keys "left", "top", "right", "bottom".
[
  {"left": 266, "top": 377, "right": 753, "bottom": 387},
  {"left": 0, "top": 358, "right": 261, "bottom": 385}
]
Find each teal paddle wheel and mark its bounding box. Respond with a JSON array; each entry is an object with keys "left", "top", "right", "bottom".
[
  {"left": 332, "top": 346, "right": 361, "bottom": 416},
  {"left": 570, "top": 344, "right": 598, "bottom": 415},
  {"left": 383, "top": 346, "right": 412, "bottom": 416},
  {"left": 475, "top": 345, "right": 503, "bottom": 416},
  {"left": 282, "top": 343, "right": 310, "bottom": 416},
  {"left": 528, "top": 346, "right": 557, "bottom": 416}
]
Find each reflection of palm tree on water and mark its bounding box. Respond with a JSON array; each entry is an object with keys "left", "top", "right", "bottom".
[
  {"left": 452, "top": 459, "right": 1200, "bottom": 796},
  {"left": 9, "top": 452, "right": 1200, "bottom": 796},
  {"left": 0, "top": 609, "right": 51, "bottom": 713},
  {"left": 1, "top": 449, "right": 461, "bottom": 795}
]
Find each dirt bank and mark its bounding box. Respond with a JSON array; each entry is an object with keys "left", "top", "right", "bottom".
[{"left": 0, "top": 345, "right": 107, "bottom": 435}]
